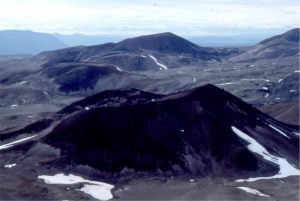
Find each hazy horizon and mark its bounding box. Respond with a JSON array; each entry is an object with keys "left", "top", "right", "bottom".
[{"left": 1, "top": 27, "right": 298, "bottom": 47}]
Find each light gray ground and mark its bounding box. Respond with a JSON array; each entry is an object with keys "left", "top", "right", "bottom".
[{"left": 113, "top": 176, "right": 299, "bottom": 201}]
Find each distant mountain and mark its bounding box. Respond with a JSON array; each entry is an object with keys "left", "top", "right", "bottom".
[
  {"left": 0, "top": 30, "right": 67, "bottom": 55},
  {"left": 0, "top": 32, "right": 241, "bottom": 95},
  {"left": 230, "top": 28, "right": 299, "bottom": 61},
  {"left": 53, "top": 33, "right": 125, "bottom": 46},
  {"left": 0, "top": 54, "right": 32, "bottom": 61},
  {"left": 33, "top": 32, "right": 240, "bottom": 72},
  {"left": 0, "top": 30, "right": 297, "bottom": 106},
  {"left": 38, "top": 32, "right": 221, "bottom": 60},
  {"left": 115, "top": 32, "right": 213, "bottom": 55},
  {"left": 260, "top": 28, "right": 299, "bottom": 44},
  {"left": 53, "top": 32, "right": 271, "bottom": 47},
  {"left": 188, "top": 36, "right": 260, "bottom": 47}
]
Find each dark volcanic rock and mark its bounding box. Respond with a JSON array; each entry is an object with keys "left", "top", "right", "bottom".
[
  {"left": 58, "top": 88, "right": 163, "bottom": 114},
  {"left": 37, "top": 84, "right": 299, "bottom": 178},
  {"left": 0, "top": 87, "right": 50, "bottom": 106},
  {"left": 40, "top": 62, "right": 123, "bottom": 92}
]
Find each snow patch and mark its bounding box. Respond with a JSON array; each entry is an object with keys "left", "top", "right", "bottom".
[
  {"left": 264, "top": 93, "right": 269, "bottom": 98},
  {"left": 85, "top": 107, "right": 90, "bottom": 110},
  {"left": 4, "top": 163, "right": 16, "bottom": 168},
  {"left": 261, "top": 87, "right": 268, "bottom": 91},
  {"left": 38, "top": 174, "right": 86, "bottom": 185},
  {"left": 241, "top": 78, "right": 270, "bottom": 82},
  {"left": 268, "top": 124, "right": 290, "bottom": 139},
  {"left": 192, "top": 77, "right": 197, "bottom": 82},
  {"left": 295, "top": 70, "right": 300, "bottom": 73},
  {"left": 148, "top": 55, "right": 168, "bottom": 70},
  {"left": 231, "top": 126, "right": 300, "bottom": 182},
  {"left": 277, "top": 78, "right": 283, "bottom": 83},
  {"left": 290, "top": 90, "right": 297, "bottom": 92},
  {"left": 0, "top": 135, "right": 37, "bottom": 150},
  {"left": 79, "top": 184, "right": 113, "bottom": 201},
  {"left": 115, "top": 66, "right": 122, "bottom": 72},
  {"left": 217, "top": 82, "right": 238, "bottom": 86},
  {"left": 208, "top": 59, "right": 217, "bottom": 62},
  {"left": 237, "top": 187, "right": 270, "bottom": 197},
  {"left": 15, "top": 81, "right": 27, "bottom": 86},
  {"left": 180, "top": 129, "right": 185, "bottom": 133},
  {"left": 247, "top": 47, "right": 260, "bottom": 54},
  {"left": 189, "top": 179, "right": 195, "bottom": 182},
  {"left": 10, "top": 104, "right": 18, "bottom": 108},
  {"left": 293, "top": 131, "right": 300, "bottom": 136},
  {"left": 38, "top": 173, "right": 114, "bottom": 201}
]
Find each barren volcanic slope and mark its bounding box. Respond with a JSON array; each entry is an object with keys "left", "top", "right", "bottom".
[
  {"left": 30, "top": 32, "right": 240, "bottom": 73},
  {"left": 0, "top": 31, "right": 242, "bottom": 91},
  {"left": 0, "top": 29, "right": 297, "bottom": 98},
  {"left": 230, "top": 28, "right": 299, "bottom": 62},
  {"left": 0, "top": 84, "right": 299, "bottom": 200},
  {"left": 0, "top": 28, "right": 299, "bottom": 140}
]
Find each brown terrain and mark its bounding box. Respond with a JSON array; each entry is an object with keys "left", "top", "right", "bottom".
[{"left": 260, "top": 101, "right": 299, "bottom": 125}]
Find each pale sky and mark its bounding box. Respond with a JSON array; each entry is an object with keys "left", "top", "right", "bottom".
[{"left": 0, "top": 0, "right": 299, "bottom": 36}]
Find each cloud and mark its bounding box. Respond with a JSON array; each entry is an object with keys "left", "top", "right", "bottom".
[{"left": 0, "top": 0, "right": 299, "bottom": 35}]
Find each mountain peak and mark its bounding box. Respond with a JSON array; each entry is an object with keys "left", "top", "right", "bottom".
[
  {"left": 40, "top": 83, "right": 299, "bottom": 176},
  {"left": 283, "top": 28, "right": 299, "bottom": 42},
  {"left": 260, "top": 28, "right": 299, "bottom": 44},
  {"left": 115, "top": 32, "right": 202, "bottom": 54}
]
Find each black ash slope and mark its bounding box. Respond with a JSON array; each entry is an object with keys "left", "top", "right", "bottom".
[
  {"left": 58, "top": 88, "right": 164, "bottom": 114},
  {"left": 36, "top": 84, "right": 299, "bottom": 178}
]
